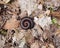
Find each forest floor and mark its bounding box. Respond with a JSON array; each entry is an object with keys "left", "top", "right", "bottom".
[{"left": 0, "top": 0, "right": 60, "bottom": 48}]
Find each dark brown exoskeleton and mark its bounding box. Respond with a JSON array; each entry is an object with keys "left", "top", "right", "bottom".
[{"left": 20, "top": 17, "right": 35, "bottom": 30}]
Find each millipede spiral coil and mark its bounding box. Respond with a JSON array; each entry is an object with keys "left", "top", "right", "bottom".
[{"left": 20, "top": 17, "right": 35, "bottom": 30}]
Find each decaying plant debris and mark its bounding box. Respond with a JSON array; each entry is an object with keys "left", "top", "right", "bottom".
[{"left": 0, "top": 0, "right": 60, "bottom": 48}]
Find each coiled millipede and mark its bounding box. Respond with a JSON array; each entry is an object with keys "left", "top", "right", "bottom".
[{"left": 20, "top": 17, "right": 35, "bottom": 30}]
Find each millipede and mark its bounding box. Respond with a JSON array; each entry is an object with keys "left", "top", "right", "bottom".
[{"left": 20, "top": 17, "right": 35, "bottom": 30}]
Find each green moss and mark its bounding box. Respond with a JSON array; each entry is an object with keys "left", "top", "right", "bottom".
[
  {"left": 51, "top": 18, "right": 57, "bottom": 24},
  {"left": 0, "top": 29, "right": 7, "bottom": 36}
]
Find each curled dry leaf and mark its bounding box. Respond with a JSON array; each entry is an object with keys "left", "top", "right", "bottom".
[
  {"left": 54, "top": 29, "right": 60, "bottom": 36},
  {"left": 44, "top": 10, "right": 50, "bottom": 15},
  {"left": 0, "top": 0, "right": 10, "bottom": 4},
  {"left": 13, "top": 30, "right": 25, "bottom": 42},
  {"left": 20, "top": 11, "right": 28, "bottom": 18},
  {"left": 41, "top": 45, "right": 46, "bottom": 48},
  {"left": 3, "top": 0, "right": 10, "bottom": 4},
  {"left": 31, "top": 41, "right": 39, "bottom": 48},
  {"left": 51, "top": 11, "right": 60, "bottom": 18},
  {"left": 33, "top": 25, "right": 43, "bottom": 36},
  {"left": 37, "top": 0, "right": 44, "bottom": 4},
  {"left": 25, "top": 30, "right": 34, "bottom": 45},
  {"left": 4, "top": 15, "right": 20, "bottom": 29},
  {"left": 48, "top": 43, "right": 55, "bottom": 48}
]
